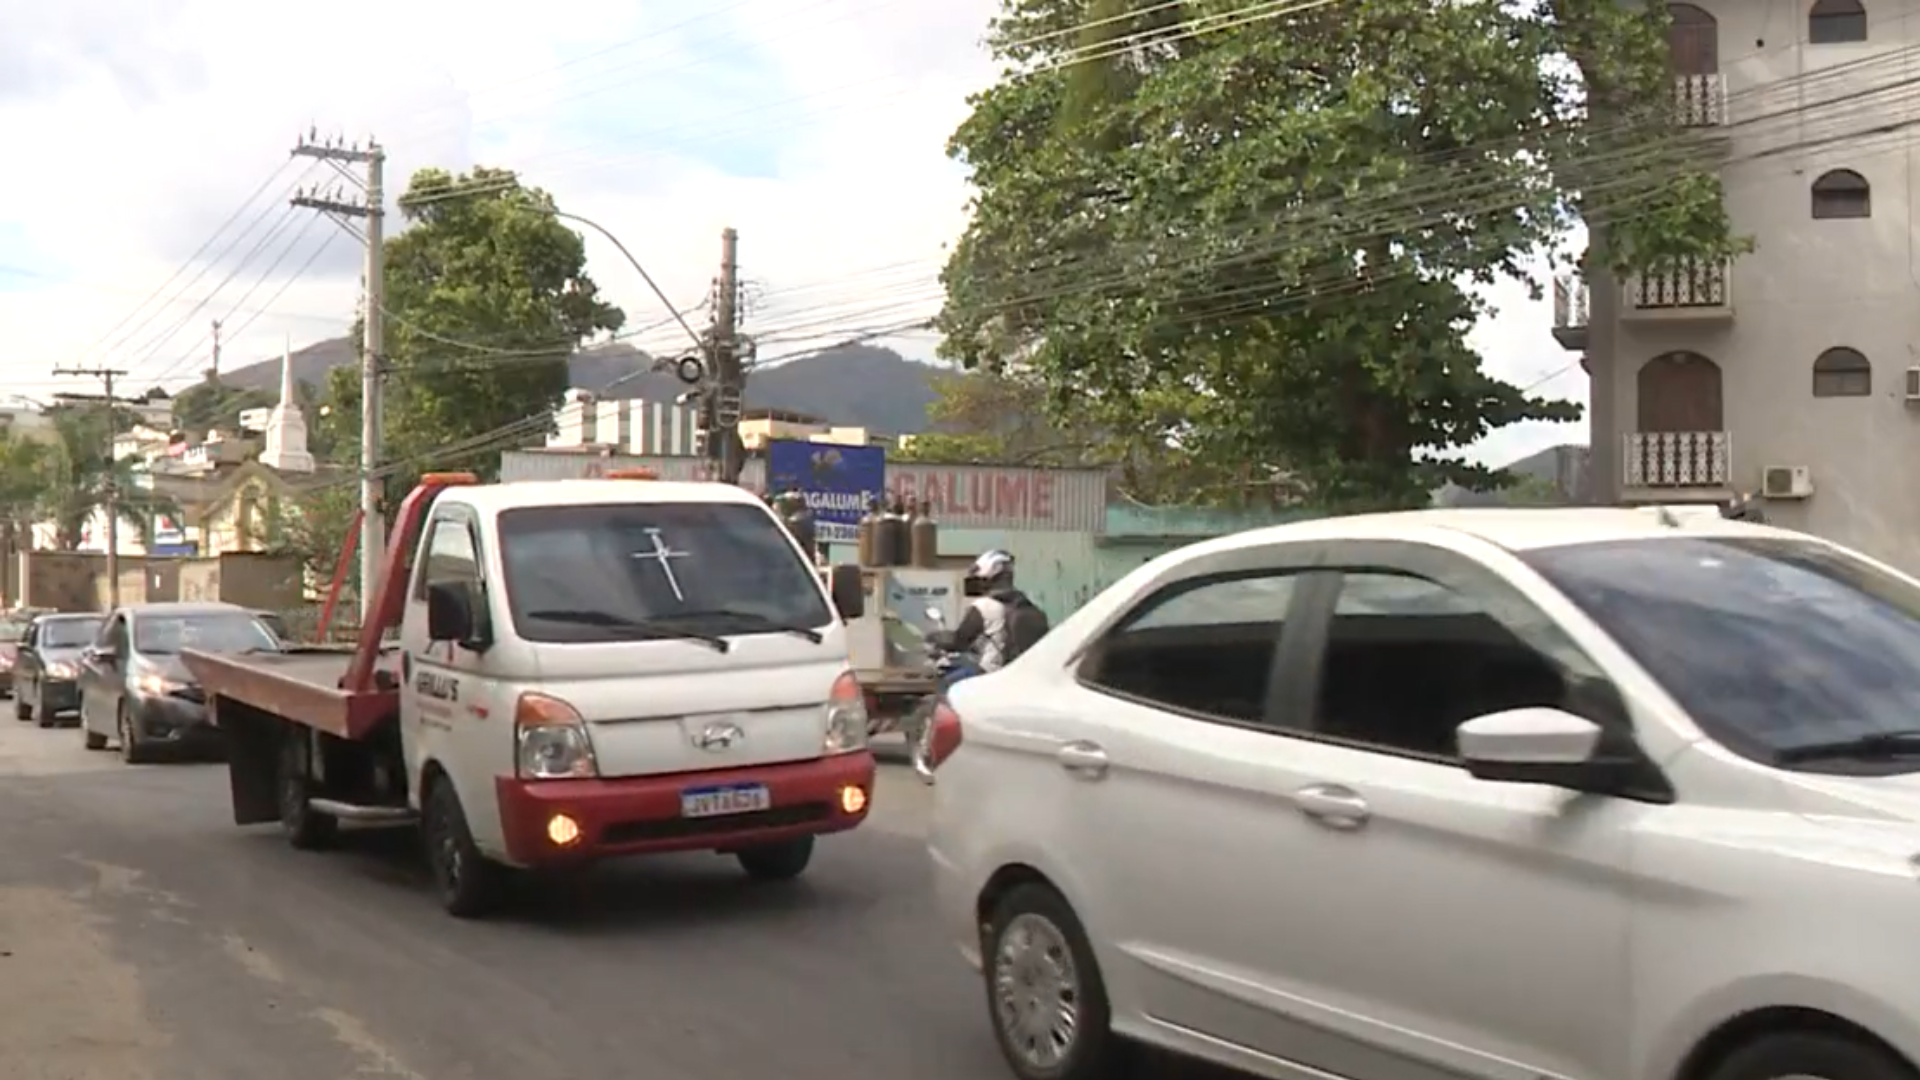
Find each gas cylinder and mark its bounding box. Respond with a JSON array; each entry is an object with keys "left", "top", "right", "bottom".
[
  {"left": 856, "top": 498, "right": 881, "bottom": 566},
  {"left": 909, "top": 500, "right": 938, "bottom": 568},
  {"left": 879, "top": 497, "right": 910, "bottom": 567},
  {"left": 787, "top": 495, "right": 818, "bottom": 561}
]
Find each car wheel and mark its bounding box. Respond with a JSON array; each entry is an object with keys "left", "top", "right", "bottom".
[
  {"left": 422, "top": 775, "right": 506, "bottom": 919},
  {"left": 1702, "top": 1031, "right": 1917, "bottom": 1080},
  {"left": 33, "top": 692, "right": 51, "bottom": 729},
  {"left": 983, "top": 883, "right": 1121, "bottom": 1080},
  {"left": 735, "top": 836, "right": 814, "bottom": 881},
  {"left": 118, "top": 705, "right": 154, "bottom": 765},
  {"left": 277, "top": 733, "right": 338, "bottom": 851}
]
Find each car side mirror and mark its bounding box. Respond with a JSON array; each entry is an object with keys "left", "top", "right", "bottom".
[
  {"left": 1457, "top": 707, "right": 1611, "bottom": 787},
  {"left": 828, "top": 564, "right": 865, "bottom": 620},
  {"left": 426, "top": 581, "right": 489, "bottom": 649}
]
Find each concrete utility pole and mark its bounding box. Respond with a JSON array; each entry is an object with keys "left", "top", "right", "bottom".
[
  {"left": 711, "top": 227, "right": 746, "bottom": 483},
  {"left": 51, "top": 366, "right": 129, "bottom": 609},
  {"left": 290, "top": 134, "right": 386, "bottom": 617},
  {"left": 208, "top": 318, "right": 222, "bottom": 382}
]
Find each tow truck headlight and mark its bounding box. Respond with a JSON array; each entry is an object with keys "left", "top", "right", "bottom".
[
  {"left": 823, "top": 670, "right": 869, "bottom": 754},
  {"left": 514, "top": 692, "right": 599, "bottom": 780}
]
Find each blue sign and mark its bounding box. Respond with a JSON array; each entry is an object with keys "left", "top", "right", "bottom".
[{"left": 766, "top": 440, "right": 886, "bottom": 545}]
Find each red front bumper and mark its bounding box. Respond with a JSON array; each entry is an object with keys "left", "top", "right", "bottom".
[{"left": 494, "top": 750, "right": 876, "bottom": 867}]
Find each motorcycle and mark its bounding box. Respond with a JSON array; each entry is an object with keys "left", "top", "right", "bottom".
[{"left": 908, "top": 606, "right": 979, "bottom": 784}]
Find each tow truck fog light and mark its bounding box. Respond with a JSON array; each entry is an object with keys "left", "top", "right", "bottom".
[
  {"left": 547, "top": 813, "right": 582, "bottom": 846},
  {"left": 839, "top": 784, "right": 868, "bottom": 815}
]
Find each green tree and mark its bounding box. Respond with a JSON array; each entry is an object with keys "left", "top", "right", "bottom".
[
  {"left": 172, "top": 380, "right": 275, "bottom": 436},
  {"left": 940, "top": 0, "right": 1738, "bottom": 509},
  {"left": 269, "top": 482, "right": 361, "bottom": 595},
  {"left": 40, "top": 406, "right": 177, "bottom": 550},
  {"left": 318, "top": 166, "right": 625, "bottom": 496},
  {"left": 893, "top": 367, "right": 1105, "bottom": 466}
]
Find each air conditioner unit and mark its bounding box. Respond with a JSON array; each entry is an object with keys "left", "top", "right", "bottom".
[{"left": 1761, "top": 465, "right": 1814, "bottom": 499}]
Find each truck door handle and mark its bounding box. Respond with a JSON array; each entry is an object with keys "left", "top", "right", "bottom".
[
  {"left": 1056, "top": 741, "right": 1109, "bottom": 780},
  {"left": 1292, "top": 783, "right": 1370, "bottom": 830}
]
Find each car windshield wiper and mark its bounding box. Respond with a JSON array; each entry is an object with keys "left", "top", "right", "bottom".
[
  {"left": 1775, "top": 729, "right": 1920, "bottom": 764},
  {"left": 523, "top": 609, "right": 730, "bottom": 652},
  {"left": 645, "top": 608, "right": 824, "bottom": 643}
]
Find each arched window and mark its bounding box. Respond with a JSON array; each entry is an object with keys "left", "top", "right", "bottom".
[
  {"left": 1811, "top": 169, "right": 1871, "bottom": 218},
  {"left": 1809, "top": 0, "right": 1868, "bottom": 42},
  {"left": 1667, "top": 3, "right": 1720, "bottom": 73},
  {"left": 1813, "top": 347, "right": 1872, "bottom": 397}
]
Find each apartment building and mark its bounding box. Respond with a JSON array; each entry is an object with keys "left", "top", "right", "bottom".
[{"left": 1555, "top": 0, "right": 1920, "bottom": 569}]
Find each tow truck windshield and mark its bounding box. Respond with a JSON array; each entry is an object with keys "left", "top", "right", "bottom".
[{"left": 498, "top": 501, "right": 833, "bottom": 644}]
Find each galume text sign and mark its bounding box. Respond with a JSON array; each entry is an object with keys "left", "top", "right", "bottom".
[{"left": 886, "top": 465, "right": 1105, "bottom": 533}]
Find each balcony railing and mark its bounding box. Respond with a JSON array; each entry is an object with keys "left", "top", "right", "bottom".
[
  {"left": 1623, "top": 430, "right": 1731, "bottom": 488},
  {"left": 1674, "top": 73, "right": 1726, "bottom": 127},
  {"left": 1551, "top": 274, "right": 1589, "bottom": 350},
  {"left": 1624, "top": 257, "right": 1732, "bottom": 318}
]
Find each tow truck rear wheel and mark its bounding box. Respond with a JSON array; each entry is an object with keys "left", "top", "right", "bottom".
[
  {"left": 736, "top": 836, "right": 814, "bottom": 881},
  {"left": 422, "top": 775, "right": 506, "bottom": 919},
  {"left": 277, "top": 732, "right": 338, "bottom": 850}
]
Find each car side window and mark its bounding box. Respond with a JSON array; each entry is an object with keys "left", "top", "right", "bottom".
[
  {"left": 1312, "top": 570, "right": 1581, "bottom": 760},
  {"left": 1079, "top": 572, "right": 1303, "bottom": 724},
  {"left": 20, "top": 621, "right": 35, "bottom": 649},
  {"left": 412, "top": 516, "right": 482, "bottom": 601}
]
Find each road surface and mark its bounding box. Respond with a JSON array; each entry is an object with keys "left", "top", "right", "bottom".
[{"left": 0, "top": 719, "right": 1235, "bottom": 1080}]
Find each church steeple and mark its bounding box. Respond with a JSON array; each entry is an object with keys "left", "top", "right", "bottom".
[{"left": 257, "top": 336, "right": 315, "bottom": 473}]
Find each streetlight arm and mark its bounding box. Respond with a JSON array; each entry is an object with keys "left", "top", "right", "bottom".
[{"left": 548, "top": 209, "right": 706, "bottom": 353}]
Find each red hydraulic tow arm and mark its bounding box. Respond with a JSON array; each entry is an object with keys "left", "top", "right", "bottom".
[{"left": 339, "top": 472, "right": 479, "bottom": 696}]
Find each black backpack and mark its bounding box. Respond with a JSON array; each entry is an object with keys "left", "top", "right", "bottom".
[{"left": 993, "top": 589, "right": 1050, "bottom": 662}]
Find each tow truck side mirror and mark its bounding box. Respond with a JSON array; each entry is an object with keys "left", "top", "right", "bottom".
[
  {"left": 828, "top": 564, "right": 865, "bottom": 620},
  {"left": 426, "top": 581, "right": 489, "bottom": 649}
]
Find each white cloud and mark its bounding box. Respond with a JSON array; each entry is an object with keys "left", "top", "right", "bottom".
[{"left": 0, "top": 0, "right": 1579, "bottom": 466}]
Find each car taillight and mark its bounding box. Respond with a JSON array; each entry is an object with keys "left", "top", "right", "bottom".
[{"left": 927, "top": 701, "right": 964, "bottom": 771}]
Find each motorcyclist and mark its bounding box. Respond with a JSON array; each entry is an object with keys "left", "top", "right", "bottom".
[{"left": 930, "top": 550, "right": 1047, "bottom": 678}]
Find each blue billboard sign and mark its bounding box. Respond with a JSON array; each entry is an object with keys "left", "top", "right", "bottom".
[{"left": 766, "top": 440, "right": 886, "bottom": 545}]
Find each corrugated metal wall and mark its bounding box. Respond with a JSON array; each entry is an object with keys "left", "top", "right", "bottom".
[{"left": 885, "top": 463, "right": 1105, "bottom": 532}]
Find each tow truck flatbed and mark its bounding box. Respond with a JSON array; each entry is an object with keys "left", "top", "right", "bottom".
[{"left": 183, "top": 647, "right": 397, "bottom": 741}]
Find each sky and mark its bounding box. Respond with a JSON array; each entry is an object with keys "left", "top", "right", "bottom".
[{"left": 0, "top": 0, "right": 1587, "bottom": 467}]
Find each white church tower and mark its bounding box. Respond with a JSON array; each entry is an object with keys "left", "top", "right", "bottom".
[{"left": 257, "top": 336, "right": 315, "bottom": 473}]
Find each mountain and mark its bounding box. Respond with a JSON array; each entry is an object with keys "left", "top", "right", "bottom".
[{"left": 217, "top": 338, "right": 943, "bottom": 435}]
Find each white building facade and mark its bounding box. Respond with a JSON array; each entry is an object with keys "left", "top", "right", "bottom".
[{"left": 1559, "top": 0, "right": 1920, "bottom": 569}]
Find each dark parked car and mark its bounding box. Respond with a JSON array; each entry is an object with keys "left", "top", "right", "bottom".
[
  {"left": 14, "top": 613, "right": 106, "bottom": 727},
  {"left": 78, "top": 602, "right": 281, "bottom": 764},
  {"left": 0, "top": 614, "right": 30, "bottom": 696},
  {"left": 251, "top": 610, "right": 291, "bottom": 642}
]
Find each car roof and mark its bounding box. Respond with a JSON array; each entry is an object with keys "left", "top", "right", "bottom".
[
  {"left": 1203, "top": 507, "right": 1797, "bottom": 555},
  {"left": 450, "top": 478, "right": 768, "bottom": 514},
  {"left": 119, "top": 602, "right": 250, "bottom": 618},
  {"left": 33, "top": 612, "right": 103, "bottom": 623}
]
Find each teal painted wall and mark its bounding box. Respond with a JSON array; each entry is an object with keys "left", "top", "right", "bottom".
[{"left": 929, "top": 505, "right": 1326, "bottom": 621}]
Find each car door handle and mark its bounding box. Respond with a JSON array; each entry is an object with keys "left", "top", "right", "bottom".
[
  {"left": 1056, "top": 741, "right": 1110, "bottom": 780},
  {"left": 1291, "top": 783, "right": 1370, "bottom": 830}
]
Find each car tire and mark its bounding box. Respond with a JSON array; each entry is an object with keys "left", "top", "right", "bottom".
[
  {"left": 33, "top": 692, "right": 52, "bottom": 729},
  {"left": 422, "top": 775, "right": 506, "bottom": 919},
  {"left": 982, "top": 883, "right": 1122, "bottom": 1080},
  {"left": 117, "top": 705, "right": 154, "bottom": 765},
  {"left": 735, "top": 837, "right": 815, "bottom": 881},
  {"left": 1702, "top": 1030, "right": 1917, "bottom": 1080},
  {"left": 277, "top": 734, "right": 338, "bottom": 851}
]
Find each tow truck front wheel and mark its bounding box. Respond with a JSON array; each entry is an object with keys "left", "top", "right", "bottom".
[
  {"left": 423, "top": 776, "right": 507, "bottom": 919},
  {"left": 735, "top": 836, "right": 814, "bottom": 881},
  {"left": 277, "top": 734, "right": 338, "bottom": 851}
]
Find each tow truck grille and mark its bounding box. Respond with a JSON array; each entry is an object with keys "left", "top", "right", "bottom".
[{"left": 600, "top": 801, "right": 830, "bottom": 845}]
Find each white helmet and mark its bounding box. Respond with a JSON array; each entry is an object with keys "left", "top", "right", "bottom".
[{"left": 968, "top": 549, "right": 1015, "bottom": 584}]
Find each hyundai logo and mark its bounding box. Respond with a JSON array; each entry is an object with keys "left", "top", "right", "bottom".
[{"left": 695, "top": 722, "right": 744, "bottom": 751}]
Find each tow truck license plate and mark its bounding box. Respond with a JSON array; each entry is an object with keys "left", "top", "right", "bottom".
[{"left": 681, "top": 783, "right": 771, "bottom": 819}]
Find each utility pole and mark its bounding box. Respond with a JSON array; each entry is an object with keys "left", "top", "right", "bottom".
[
  {"left": 291, "top": 133, "right": 385, "bottom": 618},
  {"left": 51, "top": 366, "right": 129, "bottom": 609},
  {"left": 710, "top": 227, "right": 745, "bottom": 483},
  {"left": 207, "top": 319, "right": 222, "bottom": 382}
]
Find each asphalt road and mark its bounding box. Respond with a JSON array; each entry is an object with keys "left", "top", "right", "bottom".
[{"left": 0, "top": 719, "right": 1002, "bottom": 1080}]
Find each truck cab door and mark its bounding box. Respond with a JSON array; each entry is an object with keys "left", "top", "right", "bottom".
[{"left": 399, "top": 509, "right": 511, "bottom": 854}]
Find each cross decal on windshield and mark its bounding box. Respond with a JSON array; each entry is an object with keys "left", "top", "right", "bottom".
[{"left": 632, "top": 527, "right": 691, "bottom": 602}]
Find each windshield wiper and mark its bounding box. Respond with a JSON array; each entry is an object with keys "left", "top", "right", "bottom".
[
  {"left": 523, "top": 609, "right": 730, "bottom": 652},
  {"left": 646, "top": 609, "right": 824, "bottom": 643},
  {"left": 1775, "top": 730, "right": 1920, "bottom": 764}
]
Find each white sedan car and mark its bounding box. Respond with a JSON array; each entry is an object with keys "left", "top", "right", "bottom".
[{"left": 922, "top": 507, "right": 1920, "bottom": 1080}]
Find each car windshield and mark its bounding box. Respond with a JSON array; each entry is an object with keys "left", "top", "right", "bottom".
[
  {"left": 0, "top": 619, "right": 27, "bottom": 643},
  {"left": 497, "top": 500, "right": 832, "bottom": 644},
  {"left": 1523, "top": 536, "right": 1920, "bottom": 769},
  {"left": 39, "top": 618, "right": 101, "bottom": 648},
  {"left": 133, "top": 613, "right": 278, "bottom": 655}
]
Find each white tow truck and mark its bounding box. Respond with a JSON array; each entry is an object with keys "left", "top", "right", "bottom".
[{"left": 181, "top": 470, "right": 877, "bottom": 917}]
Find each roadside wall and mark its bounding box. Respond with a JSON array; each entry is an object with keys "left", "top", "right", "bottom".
[{"left": 16, "top": 551, "right": 303, "bottom": 612}]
